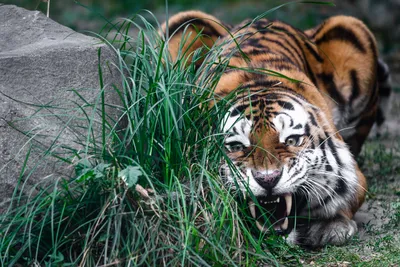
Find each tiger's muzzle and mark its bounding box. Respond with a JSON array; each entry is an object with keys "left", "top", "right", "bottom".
[{"left": 251, "top": 169, "right": 283, "bottom": 191}]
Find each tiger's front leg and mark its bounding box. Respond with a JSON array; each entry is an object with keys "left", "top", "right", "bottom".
[{"left": 288, "top": 213, "right": 358, "bottom": 248}]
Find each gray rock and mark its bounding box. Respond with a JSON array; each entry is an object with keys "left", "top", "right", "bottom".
[{"left": 0, "top": 5, "right": 121, "bottom": 206}]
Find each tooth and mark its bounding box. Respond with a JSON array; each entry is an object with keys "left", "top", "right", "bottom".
[
  {"left": 284, "top": 194, "right": 292, "bottom": 216},
  {"left": 249, "top": 201, "right": 271, "bottom": 233},
  {"left": 276, "top": 198, "right": 280, "bottom": 203},
  {"left": 281, "top": 217, "right": 289, "bottom": 230},
  {"left": 249, "top": 201, "right": 256, "bottom": 218},
  {"left": 256, "top": 221, "right": 270, "bottom": 233}
]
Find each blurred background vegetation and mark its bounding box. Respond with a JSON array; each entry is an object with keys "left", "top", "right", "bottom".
[{"left": 4, "top": 0, "right": 400, "bottom": 85}]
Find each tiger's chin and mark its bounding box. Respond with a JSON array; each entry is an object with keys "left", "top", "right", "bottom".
[{"left": 248, "top": 193, "right": 293, "bottom": 234}]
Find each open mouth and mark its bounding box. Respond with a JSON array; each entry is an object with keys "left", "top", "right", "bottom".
[{"left": 248, "top": 193, "right": 292, "bottom": 234}]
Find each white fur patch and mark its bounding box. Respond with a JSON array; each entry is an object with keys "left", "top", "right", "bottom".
[
  {"left": 223, "top": 108, "right": 252, "bottom": 147},
  {"left": 272, "top": 102, "right": 308, "bottom": 143}
]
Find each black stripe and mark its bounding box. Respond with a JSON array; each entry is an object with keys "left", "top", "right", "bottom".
[
  {"left": 321, "top": 142, "right": 327, "bottom": 153},
  {"left": 377, "top": 60, "right": 392, "bottom": 97},
  {"left": 322, "top": 195, "right": 332, "bottom": 207},
  {"left": 317, "top": 72, "right": 345, "bottom": 104},
  {"left": 267, "top": 90, "right": 306, "bottom": 105},
  {"left": 379, "top": 85, "right": 392, "bottom": 97},
  {"left": 293, "top": 123, "right": 302, "bottom": 129},
  {"left": 349, "top": 70, "right": 360, "bottom": 105},
  {"left": 356, "top": 113, "right": 377, "bottom": 128},
  {"left": 269, "top": 26, "right": 307, "bottom": 66},
  {"left": 263, "top": 92, "right": 303, "bottom": 106},
  {"left": 231, "top": 105, "right": 248, "bottom": 116},
  {"left": 276, "top": 100, "right": 294, "bottom": 110},
  {"left": 244, "top": 38, "right": 267, "bottom": 49},
  {"left": 309, "top": 21, "right": 326, "bottom": 39},
  {"left": 267, "top": 85, "right": 299, "bottom": 94},
  {"left": 253, "top": 18, "right": 271, "bottom": 29},
  {"left": 359, "top": 25, "right": 377, "bottom": 63},
  {"left": 316, "top": 25, "right": 366, "bottom": 53},
  {"left": 278, "top": 112, "right": 294, "bottom": 127},
  {"left": 260, "top": 36, "right": 304, "bottom": 67},
  {"left": 270, "top": 25, "right": 318, "bottom": 85},
  {"left": 272, "top": 34, "right": 307, "bottom": 70},
  {"left": 325, "top": 164, "right": 333, "bottom": 172},
  {"left": 266, "top": 55, "right": 298, "bottom": 67},
  {"left": 239, "top": 79, "right": 281, "bottom": 90},
  {"left": 308, "top": 111, "right": 318, "bottom": 126},
  {"left": 304, "top": 124, "right": 311, "bottom": 138},
  {"left": 235, "top": 90, "right": 307, "bottom": 112},
  {"left": 327, "top": 137, "right": 342, "bottom": 168},
  {"left": 230, "top": 107, "right": 242, "bottom": 117},
  {"left": 304, "top": 42, "right": 323, "bottom": 63},
  {"left": 232, "top": 48, "right": 263, "bottom": 57},
  {"left": 377, "top": 60, "right": 390, "bottom": 82},
  {"left": 256, "top": 57, "right": 299, "bottom": 70},
  {"left": 376, "top": 107, "right": 385, "bottom": 126},
  {"left": 334, "top": 177, "right": 348, "bottom": 196},
  {"left": 167, "top": 16, "right": 223, "bottom": 39},
  {"left": 304, "top": 58, "right": 318, "bottom": 86},
  {"left": 292, "top": 165, "right": 305, "bottom": 179}
]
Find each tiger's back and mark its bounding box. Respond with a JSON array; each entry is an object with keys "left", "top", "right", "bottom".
[{"left": 161, "top": 11, "right": 391, "bottom": 247}]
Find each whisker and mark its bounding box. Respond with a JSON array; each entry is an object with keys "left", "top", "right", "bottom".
[{"left": 315, "top": 126, "right": 355, "bottom": 150}]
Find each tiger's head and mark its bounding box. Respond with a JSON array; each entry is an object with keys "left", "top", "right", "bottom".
[{"left": 220, "top": 90, "right": 359, "bottom": 233}]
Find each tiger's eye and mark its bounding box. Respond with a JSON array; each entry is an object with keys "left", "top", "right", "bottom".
[
  {"left": 284, "top": 135, "right": 302, "bottom": 146},
  {"left": 225, "top": 141, "right": 245, "bottom": 152},
  {"left": 230, "top": 144, "right": 244, "bottom": 152},
  {"left": 286, "top": 137, "right": 297, "bottom": 146}
]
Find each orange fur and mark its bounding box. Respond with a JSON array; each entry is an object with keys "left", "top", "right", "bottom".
[{"left": 161, "top": 11, "right": 379, "bottom": 223}]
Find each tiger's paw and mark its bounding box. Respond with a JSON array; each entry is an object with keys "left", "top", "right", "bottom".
[{"left": 288, "top": 216, "right": 357, "bottom": 248}]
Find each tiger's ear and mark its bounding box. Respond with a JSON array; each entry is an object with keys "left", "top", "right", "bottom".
[{"left": 160, "top": 11, "right": 229, "bottom": 65}]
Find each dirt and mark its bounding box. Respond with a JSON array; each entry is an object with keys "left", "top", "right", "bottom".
[{"left": 344, "top": 91, "right": 400, "bottom": 263}]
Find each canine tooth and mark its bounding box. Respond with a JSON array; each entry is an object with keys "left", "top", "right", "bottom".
[
  {"left": 276, "top": 198, "right": 280, "bottom": 203},
  {"left": 249, "top": 201, "right": 257, "bottom": 218},
  {"left": 284, "top": 194, "right": 292, "bottom": 216},
  {"left": 256, "top": 221, "right": 270, "bottom": 233},
  {"left": 281, "top": 217, "right": 289, "bottom": 230}
]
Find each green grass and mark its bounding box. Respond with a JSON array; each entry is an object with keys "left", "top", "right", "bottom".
[
  {"left": 1, "top": 3, "right": 399, "bottom": 266},
  {"left": 359, "top": 139, "right": 400, "bottom": 196},
  {"left": 0, "top": 10, "right": 301, "bottom": 266}
]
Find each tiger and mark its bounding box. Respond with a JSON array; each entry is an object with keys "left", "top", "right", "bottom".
[{"left": 160, "top": 11, "right": 392, "bottom": 247}]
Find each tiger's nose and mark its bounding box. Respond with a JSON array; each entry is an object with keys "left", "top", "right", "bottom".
[{"left": 252, "top": 169, "right": 282, "bottom": 189}]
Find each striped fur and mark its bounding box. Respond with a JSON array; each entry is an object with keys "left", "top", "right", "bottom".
[{"left": 161, "top": 11, "right": 391, "bottom": 247}]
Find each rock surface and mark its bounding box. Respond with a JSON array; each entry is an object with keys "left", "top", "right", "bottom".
[{"left": 0, "top": 5, "right": 121, "bottom": 205}]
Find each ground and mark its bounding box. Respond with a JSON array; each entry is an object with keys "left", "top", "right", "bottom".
[{"left": 300, "top": 92, "right": 400, "bottom": 266}]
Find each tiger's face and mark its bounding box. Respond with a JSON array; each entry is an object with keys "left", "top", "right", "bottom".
[{"left": 220, "top": 91, "right": 358, "bottom": 233}]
